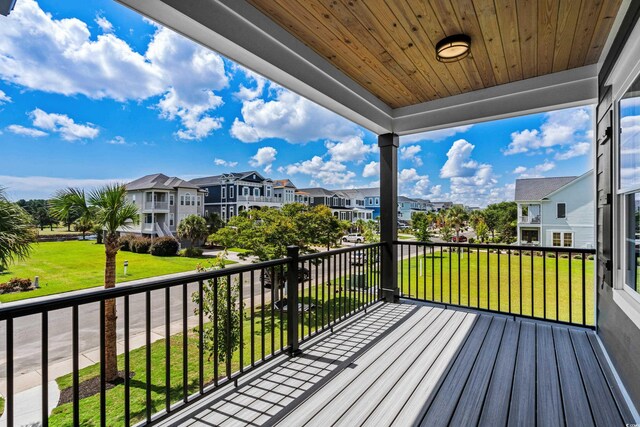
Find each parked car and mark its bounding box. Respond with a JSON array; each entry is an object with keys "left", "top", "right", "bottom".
[
  {"left": 398, "top": 223, "right": 411, "bottom": 230},
  {"left": 350, "top": 252, "right": 367, "bottom": 265},
  {"left": 343, "top": 233, "right": 364, "bottom": 243},
  {"left": 451, "top": 235, "right": 468, "bottom": 243}
]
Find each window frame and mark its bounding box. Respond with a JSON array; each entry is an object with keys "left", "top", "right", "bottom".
[{"left": 556, "top": 203, "right": 566, "bottom": 219}]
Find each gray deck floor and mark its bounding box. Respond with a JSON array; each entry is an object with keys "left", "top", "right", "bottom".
[{"left": 158, "top": 302, "right": 635, "bottom": 427}]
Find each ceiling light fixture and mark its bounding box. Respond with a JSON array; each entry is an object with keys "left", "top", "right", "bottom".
[{"left": 436, "top": 34, "right": 471, "bottom": 63}]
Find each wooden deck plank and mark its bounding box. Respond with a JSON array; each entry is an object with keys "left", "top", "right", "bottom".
[
  {"left": 386, "top": 312, "right": 479, "bottom": 427},
  {"left": 419, "top": 315, "right": 495, "bottom": 426},
  {"left": 553, "top": 326, "right": 594, "bottom": 427},
  {"left": 221, "top": 306, "right": 416, "bottom": 426},
  {"left": 536, "top": 323, "right": 565, "bottom": 427},
  {"left": 448, "top": 317, "right": 507, "bottom": 426},
  {"left": 360, "top": 310, "right": 469, "bottom": 427},
  {"left": 476, "top": 320, "right": 521, "bottom": 426},
  {"left": 334, "top": 309, "right": 460, "bottom": 426},
  {"left": 570, "top": 329, "right": 625, "bottom": 426},
  {"left": 279, "top": 306, "right": 440, "bottom": 426},
  {"left": 508, "top": 321, "right": 536, "bottom": 427}
]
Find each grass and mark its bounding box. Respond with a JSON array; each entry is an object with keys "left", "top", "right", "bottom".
[
  {"left": 0, "top": 241, "right": 235, "bottom": 302},
  {"left": 34, "top": 226, "right": 83, "bottom": 237},
  {"left": 0, "top": 396, "right": 4, "bottom": 417},
  {"left": 227, "top": 247, "right": 251, "bottom": 254},
  {"left": 399, "top": 249, "right": 595, "bottom": 325},
  {"left": 48, "top": 284, "right": 372, "bottom": 426}
]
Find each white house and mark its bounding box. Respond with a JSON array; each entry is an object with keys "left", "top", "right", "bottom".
[
  {"left": 123, "top": 173, "right": 206, "bottom": 238},
  {"left": 515, "top": 171, "right": 594, "bottom": 248}
]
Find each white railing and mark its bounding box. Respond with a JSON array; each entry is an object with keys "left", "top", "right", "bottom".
[
  {"left": 519, "top": 215, "right": 541, "bottom": 224},
  {"left": 144, "top": 201, "right": 169, "bottom": 210},
  {"left": 237, "top": 195, "right": 280, "bottom": 203}
]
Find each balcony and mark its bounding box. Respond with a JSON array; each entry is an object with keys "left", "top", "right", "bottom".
[
  {"left": 519, "top": 215, "right": 541, "bottom": 224},
  {"left": 0, "top": 243, "right": 633, "bottom": 426},
  {"left": 144, "top": 201, "right": 169, "bottom": 211},
  {"left": 237, "top": 195, "right": 281, "bottom": 205}
]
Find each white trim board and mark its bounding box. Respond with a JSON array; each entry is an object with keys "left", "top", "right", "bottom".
[{"left": 117, "top": 0, "right": 603, "bottom": 136}]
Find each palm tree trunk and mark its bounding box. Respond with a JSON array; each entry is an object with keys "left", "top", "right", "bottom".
[{"left": 104, "top": 235, "right": 119, "bottom": 382}]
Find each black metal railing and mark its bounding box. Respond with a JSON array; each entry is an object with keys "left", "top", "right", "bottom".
[
  {"left": 394, "top": 241, "right": 596, "bottom": 327},
  {"left": 0, "top": 243, "right": 382, "bottom": 426}
]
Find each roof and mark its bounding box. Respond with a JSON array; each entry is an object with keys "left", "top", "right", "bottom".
[
  {"left": 273, "top": 179, "right": 297, "bottom": 189},
  {"left": 126, "top": 174, "right": 200, "bottom": 191},
  {"left": 190, "top": 171, "right": 270, "bottom": 187},
  {"left": 514, "top": 176, "right": 578, "bottom": 201}
]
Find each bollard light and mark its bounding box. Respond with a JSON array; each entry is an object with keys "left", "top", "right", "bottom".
[{"left": 124, "top": 260, "right": 129, "bottom": 276}]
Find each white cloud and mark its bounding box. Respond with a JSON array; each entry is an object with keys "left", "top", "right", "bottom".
[
  {"left": 513, "top": 166, "right": 527, "bottom": 174},
  {"left": 513, "top": 160, "right": 556, "bottom": 177},
  {"left": 30, "top": 108, "right": 99, "bottom": 141},
  {"left": 504, "top": 107, "right": 592, "bottom": 155},
  {"left": 440, "top": 139, "right": 483, "bottom": 178},
  {"left": 0, "top": 0, "right": 229, "bottom": 140},
  {"left": 146, "top": 26, "right": 228, "bottom": 140},
  {"left": 94, "top": 15, "right": 113, "bottom": 33},
  {"left": 0, "top": 89, "right": 11, "bottom": 104},
  {"left": 214, "top": 158, "right": 238, "bottom": 168},
  {"left": 231, "top": 87, "right": 361, "bottom": 144},
  {"left": 233, "top": 66, "right": 267, "bottom": 101},
  {"left": 325, "top": 136, "right": 375, "bottom": 163},
  {"left": 0, "top": 175, "right": 128, "bottom": 200},
  {"left": 6, "top": 124, "right": 48, "bottom": 138},
  {"left": 362, "top": 161, "right": 379, "bottom": 178},
  {"left": 400, "top": 145, "right": 423, "bottom": 166},
  {"left": 398, "top": 168, "right": 431, "bottom": 197},
  {"left": 249, "top": 146, "right": 277, "bottom": 173},
  {"left": 283, "top": 156, "right": 355, "bottom": 186},
  {"left": 108, "top": 136, "right": 126, "bottom": 145},
  {"left": 401, "top": 125, "right": 473, "bottom": 144}
]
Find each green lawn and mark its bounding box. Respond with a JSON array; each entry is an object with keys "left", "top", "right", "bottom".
[
  {"left": 48, "top": 284, "right": 372, "bottom": 426},
  {"left": 34, "top": 226, "right": 83, "bottom": 237},
  {"left": 227, "top": 247, "right": 251, "bottom": 254},
  {"left": 0, "top": 241, "right": 234, "bottom": 302},
  {"left": 399, "top": 249, "right": 594, "bottom": 325}
]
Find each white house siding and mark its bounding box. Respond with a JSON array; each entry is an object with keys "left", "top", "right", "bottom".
[{"left": 539, "top": 172, "right": 594, "bottom": 249}]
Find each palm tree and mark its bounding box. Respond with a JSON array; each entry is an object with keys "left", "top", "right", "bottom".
[
  {"left": 51, "top": 185, "right": 138, "bottom": 381},
  {"left": 49, "top": 188, "right": 94, "bottom": 235},
  {"left": 0, "top": 188, "right": 35, "bottom": 273},
  {"left": 177, "top": 214, "right": 209, "bottom": 248},
  {"left": 446, "top": 205, "right": 469, "bottom": 241}
]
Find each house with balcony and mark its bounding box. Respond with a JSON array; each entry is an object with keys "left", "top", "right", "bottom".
[
  {"left": 4, "top": 1, "right": 640, "bottom": 426},
  {"left": 272, "top": 179, "right": 299, "bottom": 205},
  {"left": 191, "top": 171, "right": 278, "bottom": 221},
  {"left": 333, "top": 188, "right": 375, "bottom": 221},
  {"left": 515, "top": 171, "right": 595, "bottom": 248},
  {"left": 299, "top": 187, "right": 372, "bottom": 222},
  {"left": 123, "top": 173, "right": 205, "bottom": 238},
  {"left": 432, "top": 201, "right": 454, "bottom": 212}
]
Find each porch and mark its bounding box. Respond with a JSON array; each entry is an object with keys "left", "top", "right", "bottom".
[{"left": 156, "top": 302, "right": 633, "bottom": 426}]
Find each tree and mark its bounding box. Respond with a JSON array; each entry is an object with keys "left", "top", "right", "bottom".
[
  {"left": 0, "top": 189, "right": 36, "bottom": 273},
  {"left": 193, "top": 255, "right": 243, "bottom": 364},
  {"left": 204, "top": 212, "right": 224, "bottom": 235},
  {"left": 51, "top": 185, "right": 138, "bottom": 382},
  {"left": 483, "top": 202, "right": 517, "bottom": 242},
  {"left": 362, "top": 220, "right": 379, "bottom": 243},
  {"left": 305, "top": 206, "right": 348, "bottom": 251},
  {"left": 50, "top": 188, "right": 94, "bottom": 234},
  {"left": 74, "top": 216, "right": 94, "bottom": 240},
  {"left": 475, "top": 220, "right": 489, "bottom": 243},
  {"left": 17, "top": 199, "right": 56, "bottom": 230},
  {"left": 177, "top": 215, "right": 209, "bottom": 248},
  {"left": 446, "top": 205, "right": 468, "bottom": 241},
  {"left": 411, "top": 211, "right": 433, "bottom": 242},
  {"left": 440, "top": 224, "right": 453, "bottom": 242}
]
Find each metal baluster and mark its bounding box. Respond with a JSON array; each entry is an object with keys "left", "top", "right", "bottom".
[
  {"left": 214, "top": 277, "right": 219, "bottom": 385},
  {"left": 582, "top": 253, "right": 587, "bottom": 325},
  {"left": 259, "top": 271, "right": 264, "bottom": 361},
  {"left": 146, "top": 291, "right": 152, "bottom": 422},
  {"left": 497, "top": 247, "right": 501, "bottom": 312},
  {"left": 183, "top": 283, "right": 189, "bottom": 400},
  {"left": 250, "top": 273, "right": 255, "bottom": 366},
  {"left": 457, "top": 245, "right": 461, "bottom": 305},
  {"left": 124, "top": 296, "right": 130, "bottom": 423},
  {"left": 530, "top": 250, "right": 534, "bottom": 317},
  {"left": 238, "top": 273, "right": 243, "bottom": 372},
  {"left": 7, "top": 317, "right": 14, "bottom": 427},
  {"left": 42, "top": 311, "right": 49, "bottom": 427},
  {"left": 508, "top": 249, "right": 512, "bottom": 314},
  {"left": 543, "top": 251, "right": 547, "bottom": 320},
  {"left": 164, "top": 287, "right": 170, "bottom": 412},
  {"left": 198, "top": 280, "right": 204, "bottom": 392},
  {"left": 569, "top": 251, "right": 573, "bottom": 324},
  {"left": 99, "top": 301, "right": 106, "bottom": 427}
]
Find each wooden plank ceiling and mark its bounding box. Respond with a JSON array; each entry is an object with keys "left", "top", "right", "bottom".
[{"left": 247, "top": 0, "right": 622, "bottom": 108}]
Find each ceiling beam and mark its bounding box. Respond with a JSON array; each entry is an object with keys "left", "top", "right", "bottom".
[{"left": 392, "top": 65, "right": 598, "bottom": 136}]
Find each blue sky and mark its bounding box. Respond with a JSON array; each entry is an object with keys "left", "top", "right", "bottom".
[{"left": 0, "top": 0, "right": 593, "bottom": 206}]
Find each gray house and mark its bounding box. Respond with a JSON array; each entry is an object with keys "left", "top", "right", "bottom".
[{"left": 123, "top": 173, "right": 205, "bottom": 238}]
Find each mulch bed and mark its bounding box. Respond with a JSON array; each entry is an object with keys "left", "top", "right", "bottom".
[{"left": 58, "top": 371, "right": 135, "bottom": 406}]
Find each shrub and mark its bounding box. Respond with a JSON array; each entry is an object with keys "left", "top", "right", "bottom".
[
  {"left": 468, "top": 237, "right": 475, "bottom": 244},
  {"left": 180, "top": 247, "right": 203, "bottom": 258},
  {"left": 150, "top": 237, "right": 179, "bottom": 257},
  {"left": 512, "top": 251, "right": 520, "bottom": 256},
  {"left": 119, "top": 234, "right": 135, "bottom": 252},
  {"left": 522, "top": 251, "right": 531, "bottom": 256},
  {"left": 547, "top": 253, "right": 556, "bottom": 258},
  {"left": 560, "top": 254, "right": 569, "bottom": 259},
  {"left": 573, "top": 255, "right": 583, "bottom": 260},
  {"left": 588, "top": 255, "right": 595, "bottom": 260},
  {"left": 131, "top": 237, "right": 152, "bottom": 254},
  {"left": 0, "top": 278, "right": 33, "bottom": 294}
]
